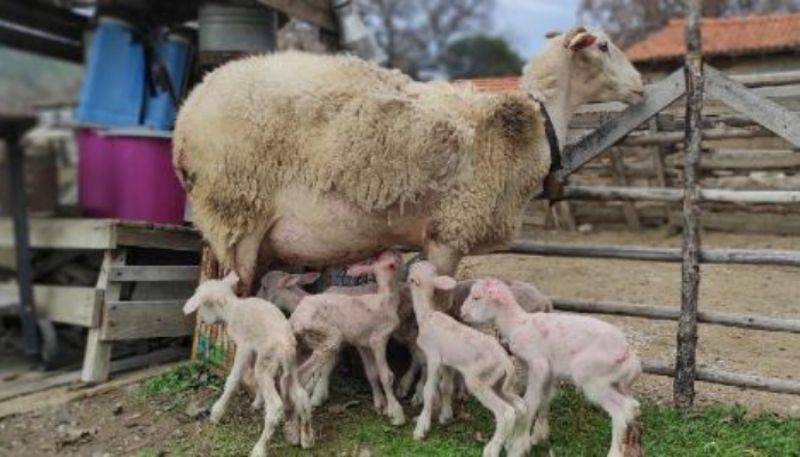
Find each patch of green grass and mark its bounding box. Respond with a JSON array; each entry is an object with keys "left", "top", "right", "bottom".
[
  {"left": 147, "top": 364, "right": 800, "bottom": 456},
  {"left": 140, "top": 361, "right": 223, "bottom": 398}
]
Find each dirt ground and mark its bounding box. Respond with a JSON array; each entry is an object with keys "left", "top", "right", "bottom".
[
  {"left": 0, "top": 227, "right": 798, "bottom": 456},
  {"left": 459, "top": 227, "right": 800, "bottom": 416}
]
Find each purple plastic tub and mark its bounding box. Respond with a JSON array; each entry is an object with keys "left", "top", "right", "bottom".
[
  {"left": 111, "top": 134, "right": 186, "bottom": 224},
  {"left": 76, "top": 128, "right": 116, "bottom": 217}
]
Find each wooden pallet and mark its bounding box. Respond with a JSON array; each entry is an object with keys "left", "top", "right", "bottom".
[{"left": 0, "top": 217, "right": 201, "bottom": 383}]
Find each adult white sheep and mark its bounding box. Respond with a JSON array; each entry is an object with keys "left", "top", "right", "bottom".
[{"left": 174, "top": 27, "right": 643, "bottom": 295}]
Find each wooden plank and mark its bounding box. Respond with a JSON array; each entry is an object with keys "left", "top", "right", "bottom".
[
  {"left": 705, "top": 65, "right": 800, "bottom": 148},
  {"left": 552, "top": 297, "right": 800, "bottom": 333},
  {"left": 609, "top": 149, "right": 641, "bottom": 230},
  {"left": 0, "top": 284, "right": 98, "bottom": 327},
  {"left": 0, "top": 347, "right": 186, "bottom": 406},
  {"left": 0, "top": 24, "right": 82, "bottom": 63},
  {"left": 498, "top": 240, "right": 800, "bottom": 267},
  {"left": 0, "top": 0, "right": 87, "bottom": 41},
  {"left": 101, "top": 300, "right": 194, "bottom": 341},
  {"left": 0, "top": 218, "right": 115, "bottom": 250},
  {"left": 109, "top": 265, "right": 200, "bottom": 283},
  {"left": 115, "top": 223, "right": 201, "bottom": 252},
  {"left": 557, "top": 68, "right": 686, "bottom": 179},
  {"left": 81, "top": 250, "right": 123, "bottom": 384},
  {"left": 562, "top": 186, "right": 800, "bottom": 204},
  {"left": 644, "top": 360, "right": 800, "bottom": 396},
  {"left": 669, "top": 149, "right": 800, "bottom": 170},
  {"left": 257, "top": 0, "right": 336, "bottom": 31}
]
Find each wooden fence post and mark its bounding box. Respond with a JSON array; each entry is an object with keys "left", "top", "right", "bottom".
[{"left": 675, "top": 0, "right": 704, "bottom": 409}]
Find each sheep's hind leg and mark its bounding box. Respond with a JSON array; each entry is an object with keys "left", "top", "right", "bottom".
[
  {"left": 438, "top": 368, "right": 455, "bottom": 425},
  {"left": 582, "top": 380, "right": 640, "bottom": 457},
  {"left": 398, "top": 346, "right": 423, "bottom": 399},
  {"left": 210, "top": 347, "right": 249, "bottom": 424}
]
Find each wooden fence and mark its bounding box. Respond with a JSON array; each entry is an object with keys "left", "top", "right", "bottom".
[{"left": 521, "top": 0, "right": 800, "bottom": 408}]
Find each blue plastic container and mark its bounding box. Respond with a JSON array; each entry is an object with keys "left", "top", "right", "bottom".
[
  {"left": 143, "top": 30, "right": 193, "bottom": 130},
  {"left": 75, "top": 17, "right": 146, "bottom": 127}
]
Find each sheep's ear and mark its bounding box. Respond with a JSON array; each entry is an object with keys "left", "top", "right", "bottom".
[
  {"left": 433, "top": 275, "right": 457, "bottom": 291},
  {"left": 346, "top": 264, "right": 373, "bottom": 277},
  {"left": 567, "top": 30, "right": 597, "bottom": 52},
  {"left": 222, "top": 271, "right": 240, "bottom": 289},
  {"left": 275, "top": 275, "right": 299, "bottom": 288},
  {"left": 297, "top": 272, "right": 320, "bottom": 286},
  {"left": 183, "top": 296, "right": 201, "bottom": 315},
  {"left": 545, "top": 30, "right": 561, "bottom": 39}
]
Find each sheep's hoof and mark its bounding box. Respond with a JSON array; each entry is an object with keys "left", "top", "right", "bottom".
[
  {"left": 413, "top": 428, "right": 426, "bottom": 441},
  {"left": 438, "top": 408, "right": 453, "bottom": 425},
  {"left": 283, "top": 420, "right": 300, "bottom": 446},
  {"left": 532, "top": 421, "right": 550, "bottom": 445}
]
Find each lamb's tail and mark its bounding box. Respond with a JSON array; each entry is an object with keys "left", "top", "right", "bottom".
[
  {"left": 615, "top": 348, "right": 642, "bottom": 395},
  {"left": 500, "top": 359, "right": 526, "bottom": 416}
]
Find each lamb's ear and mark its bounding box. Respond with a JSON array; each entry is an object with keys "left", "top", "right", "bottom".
[
  {"left": 297, "top": 272, "right": 321, "bottom": 285},
  {"left": 433, "top": 275, "right": 457, "bottom": 291},
  {"left": 567, "top": 30, "right": 597, "bottom": 52},
  {"left": 183, "top": 296, "right": 201, "bottom": 315},
  {"left": 222, "top": 271, "right": 240, "bottom": 289},
  {"left": 346, "top": 264, "right": 373, "bottom": 277},
  {"left": 545, "top": 30, "right": 561, "bottom": 39},
  {"left": 275, "top": 275, "right": 300, "bottom": 289}
]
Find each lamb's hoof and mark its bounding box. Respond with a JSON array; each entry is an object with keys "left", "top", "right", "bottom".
[
  {"left": 283, "top": 420, "right": 300, "bottom": 446},
  {"left": 505, "top": 434, "right": 531, "bottom": 457},
  {"left": 310, "top": 394, "right": 327, "bottom": 409},
  {"left": 411, "top": 392, "right": 423, "bottom": 407},
  {"left": 249, "top": 445, "right": 267, "bottom": 457},
  {"left": 532, "top": 421, "right": 550, "bottom": 446},
  {"left": 438, "top": 408, "right": 453, "bottom": 425},
  {"left": 391, "top": 413, "right": 406, "bottom": 426},
  {"left": 622, "top": 421, "right": 644, "bottom": 457},
  {"left": 208, "top": 404, "right": 225, "bottom": 424},
  {"left": 413, "top": 427, "right": 426, "bottom": 441},
  {"left": 481, "top": 444, "right": 501, "bottom": 457},
  {"left": 301, "top": 428, "right": 315, "bottom": 449},
  {"left": 251, "top": 399, "right": 263, "bottom": 411}
]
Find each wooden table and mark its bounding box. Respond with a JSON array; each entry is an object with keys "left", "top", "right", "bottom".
[{"left": 0, "top": 218, "right": 201, "bottom": 382}]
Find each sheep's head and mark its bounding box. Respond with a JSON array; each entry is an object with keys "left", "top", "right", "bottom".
[
  {"left": 461, "top": 278, "right": 515, "bottom": 324},
  {"left": 407, "top": 261, "right": 456, "bottom": 300},
  {"left": 183, "top": 272, "right": 239, "bottom": 325},
  {"left": 347, "top": 251, "right": 402, "bottom": 287},
  {"left": 528, "top": 26, "right": 644, "bottom": 106},
  {"left": 258, "top": 271, "right": 319, "bottom": 314}
]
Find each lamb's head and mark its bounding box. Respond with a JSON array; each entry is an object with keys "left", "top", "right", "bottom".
[
  {"left": 523, "top": 26, "right": 644, "bottom": 106},
  {"left": 258, "top": 271, "right": 319, "bottom": 314},
  {"left": 461, "top": 278, "right": 516, "bottom": 324},
  {"left": 346, "top": 251, "right": 403, "bottom": 289},
  {"left": 407, "top": 261, "right": 456, "bottom": 303},
  {"left": 183, "top": 272, "right": 239, "bottom": 325}
]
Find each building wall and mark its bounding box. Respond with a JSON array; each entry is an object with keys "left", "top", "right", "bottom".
[{"left": 636, "top": 51, "right": 800, "bottom": 82}]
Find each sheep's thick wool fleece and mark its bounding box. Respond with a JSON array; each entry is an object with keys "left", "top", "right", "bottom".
[{"left": 174, "top": 51, "right": 549, "bottom": 265}]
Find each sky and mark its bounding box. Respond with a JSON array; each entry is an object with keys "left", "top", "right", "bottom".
[{"left": 493, "top": 0, "right": 581, "bottom": 58}]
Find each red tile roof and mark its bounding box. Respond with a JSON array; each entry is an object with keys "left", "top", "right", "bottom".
[
  {"left": 626, "top": 13, "right": 800, "bottom": 63},
  {"left": 455, "top": 76, "right": 521, "bottom": 93}
]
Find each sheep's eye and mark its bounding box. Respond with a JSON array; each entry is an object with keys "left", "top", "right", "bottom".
[{"left": 598, "top": 42, "right": 609, "bottom": 53}]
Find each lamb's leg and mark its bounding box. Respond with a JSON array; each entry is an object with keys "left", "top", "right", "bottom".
[
  {"left": 284, "top": 365, "right": 315, "bottom": 449},
  {"left": 370, "top": 335, "right": 405, "bottom": 425},
  {"left": 414, "top": 357, "right": 442, "bottom": 440},
  {"left": 532, "top": 379, "right": 557, "bottom": 446},
  {"left": 310, "top": 350, "right": 338, "bottom": 408},
  {"left": 438, "top": 368, "right": 455, "bottom": 425},
  {"left": 357, "top": 346, "right": 386, "bottom": 413},
  {"left": 210, "top": 347, "right": 249, "bottom": 424},
  {"left": 412, "top": 360, "right": 427, "bottom": 407},
  {"left": 582, "top": 381, "right": 640, "bottom": 457},
  {"left": 398, "top": 346, "right": 423, "bottom": 399},
  {"left": 251, "top": 362, "right": 283, "bottom": 457},
  {"left": 469, "top": 385, "right": 518, "bottom": 457}
]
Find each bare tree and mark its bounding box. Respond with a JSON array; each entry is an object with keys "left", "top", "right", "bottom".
[
  {"left": 360, "top": 0, "right": 494, "bottom": 78},
  {"left": 579, "top": 0, "right": 800, "bottom": 48}
]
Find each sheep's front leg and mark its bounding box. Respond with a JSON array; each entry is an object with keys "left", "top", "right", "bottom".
[
  {"left": 414, "top": 357, "right": 442, "bottom": 440},
  {"left": 425, "top": 241, "right": 462, "bottom": 311},
  {"left": 210, "top": 347, "right": 250, "bottom": 424},
  {"left": 370, "top": 334, "right": 405, "bottom": 425},
  {"left": 522, "top": 359, "right": 550, "bottom": 446},
  {"left": 531, "top": 380, "right": 557, "bottom": 446},
  {"left": 357, "top": 346, "right": 386, "bottom": 413}
]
